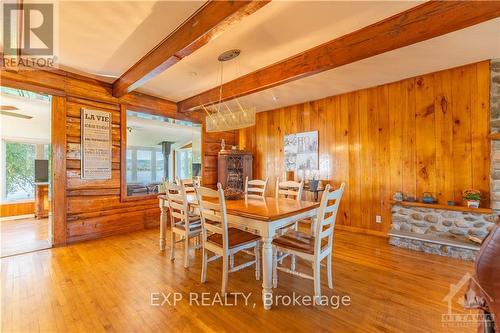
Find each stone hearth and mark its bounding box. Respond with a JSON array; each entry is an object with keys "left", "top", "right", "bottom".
[{"left": 389, "top": 203, "right": 495, "bottom": 260}]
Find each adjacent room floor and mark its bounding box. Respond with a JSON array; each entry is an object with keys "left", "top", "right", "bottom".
[
  {"left": 1, "top": 228, "right": 476, "bottom": 333},
  {"left": 0, "top": 216, "right": 50, "bottom": 258}
]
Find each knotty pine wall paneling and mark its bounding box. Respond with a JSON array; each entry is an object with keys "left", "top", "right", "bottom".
[{"left": 239, "top": 61, "right": 491, "bottom": 235}]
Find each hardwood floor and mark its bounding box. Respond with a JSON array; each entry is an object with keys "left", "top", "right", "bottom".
[
  {"left": 1, "top": 228, "right": 476, "bottom": 333},
  {"left": 1, "top": 216, "right": 50, "bottom": 258}
]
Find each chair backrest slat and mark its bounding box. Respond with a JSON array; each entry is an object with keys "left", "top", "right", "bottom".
[
  {"left": 314, "top": 183, "right": 345, "bottom": 254},
  {"left": 204, "top": 221, "right": 223, "bottom": 235},
  {"left": 201, "top": 200, "right": 221, "bottom": 212},
  {"left": 164, "top": 181, "right": 193, "bottom": 232},
  {"left": 244, "top": 177, "right": 268, "bottom": 198},
  {"left": 275, "top": 177, "right": 304, "bottom": 201},
  {"left": 177, "top": 178, "right": 198, "bottom": 193},
  {"left": 195, "top": 183, "right": 229, "bottom": 250}
]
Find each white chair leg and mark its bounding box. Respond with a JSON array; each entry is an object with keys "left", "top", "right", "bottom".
[
  {"left": 255, "top": 242, "right": 261, "bottom": 280},
  {"left": 291, "top": 254, "right": 296, "bottom": 272},
  {"left": 327, "top": 253, "right": 333, "bottom": 289},
  {"left": 170, "top": 231, "right": 175, "bottom": 261},
  {"left": 272, "top": 247, "right": 278, "bottom": 288},
  {"left": 222, "top": 256, "right": 229, "bottom": 295},
  {"left": 230, "top": 254, "right": 234, "bottom": 269},
  {"left": 183, "top": 236, "right": 190, "bottom": 268},
  {"left": 201, "top": 248, "right": 207, "bottom": 284},
  {"left": 313, "top": 260, "right": 321, "bottom": 305},
  {"left": 310, "top": 217, "right": 316, "bottom": 234}
]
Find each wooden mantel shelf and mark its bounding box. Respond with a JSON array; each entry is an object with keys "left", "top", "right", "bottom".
[{"left": 390, "top": 200, "right": 493, "bottom": 214}]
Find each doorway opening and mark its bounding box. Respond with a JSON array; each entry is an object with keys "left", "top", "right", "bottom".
[{"left": 0, "top": 87, "right": 53, "bottom": 257}]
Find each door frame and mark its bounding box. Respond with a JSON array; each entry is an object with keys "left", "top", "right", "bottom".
[
  {"left": 0, "top": 84, "right": 66, "bottom": 247},
  {"left": 51, "top": 96, "right": 67, "bottom": 246}
]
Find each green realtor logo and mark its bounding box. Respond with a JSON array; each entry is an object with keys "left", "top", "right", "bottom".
[{"left": 3, "top": 3, "right": 54, "bottom": 56}]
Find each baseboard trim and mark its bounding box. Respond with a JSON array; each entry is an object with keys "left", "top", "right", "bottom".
[{"left": 335, "top": 224, "right": 388, "bottom": 238}]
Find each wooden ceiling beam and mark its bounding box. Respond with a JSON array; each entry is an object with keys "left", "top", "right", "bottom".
[
  {"left": 178, "top": 0, "right": 500, "bottom": 111},
  {"left": 112, "top": 0, "right": 270, "bottom": 98}
]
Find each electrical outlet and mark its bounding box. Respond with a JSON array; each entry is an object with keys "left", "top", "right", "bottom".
[{"left": 375, "top": 215, "right": 382, "bottom": 224}]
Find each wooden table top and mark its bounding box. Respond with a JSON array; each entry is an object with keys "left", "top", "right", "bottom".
[{"left": 159, "top": 194, "right": 319, "bottom": 222}]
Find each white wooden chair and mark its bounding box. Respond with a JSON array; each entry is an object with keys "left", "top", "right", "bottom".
[
  {"left": 195, "top": 184, "right": 261, "bottom": 295},
  {"left": 176, "top": 178, "right": 197, "bottom": 193},
  {"left": 275, "top": 178, "right": 303, "bottom": 201},
  {"left": 274, "top": 178, "right": 304, "bottom": 269},
  {"left": 272, "top": 183, "right": 345, "bottom": 303},
  {"left": 165, "top": 181, "right": 202, "bottom": 268},
  {"left": 244, "top": 177, "right": 268, "bottom": 198}
]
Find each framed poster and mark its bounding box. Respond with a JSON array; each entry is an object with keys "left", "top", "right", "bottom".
[
  {"left": 284, "top": 131, "right": 318, "bottom": 171},
  {"left": 81, "top": 108, "right": 112, "bottom": 179}
]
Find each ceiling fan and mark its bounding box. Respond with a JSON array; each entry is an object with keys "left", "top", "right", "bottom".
[{"left": 0, "top": 106, "right": 33, "bottom": 119}]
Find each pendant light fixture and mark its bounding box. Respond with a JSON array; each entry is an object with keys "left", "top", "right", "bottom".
[{"left": 203, "top": 49, "right": 256, "bottom": 132}]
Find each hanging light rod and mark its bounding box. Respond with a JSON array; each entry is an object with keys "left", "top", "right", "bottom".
[{"left": 205, "top": 49, "right": 255, "bottom": 133}]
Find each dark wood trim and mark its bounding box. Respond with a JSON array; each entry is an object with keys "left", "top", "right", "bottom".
[
  {"left": 1, "top": 76, "right": 65, "bottom": 96},
  {"left": 200, "top": 118, "right": 206, "bottom": 186},
  {"left": 1, "top": 68, "right": 186, "bottom": 119},
  {"left": 119, "top": 104, "right": 131, "bottom": 202},
  {"left": 178, "top": 1, "right": 500, "bottom": 111},
  {"left": 119, "top": 105, "right": 166, "bottom": 202},
  {"left": 112, "top": 0, "right": 270, "bottom": 97},
  {"left": 51, "top": 96, "right": 67, "bottom": 246}
]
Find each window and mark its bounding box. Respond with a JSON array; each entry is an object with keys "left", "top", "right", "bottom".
[
  {"left": 155, "top": 151, "right": 164, "bottom": 183},
  {"left": 2, "top": 141, "right": 50, "bottom": 202},
  {"left": 123, "top": 109, "right": 201, "bottom": 199},
  {"left": 126, "top": 147, "right": 162, "bottom": 184},
  {"left": 176, "top": 149, "right": 193, "bottom": 180}
]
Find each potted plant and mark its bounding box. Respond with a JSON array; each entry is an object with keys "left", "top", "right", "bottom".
[
  {"left": 462, "top": 189, "right": 481, "bottom": 208},
  {"left": 308, "top": 172, "right": 319, "bottom": 191}
]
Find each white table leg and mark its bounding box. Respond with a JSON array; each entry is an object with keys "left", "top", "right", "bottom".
[
  {"left": 261, "top": 236, "right": 274, "bottom": 310},
  {"left": 159, "top": 200, "right": 167, "bottom": 251}
]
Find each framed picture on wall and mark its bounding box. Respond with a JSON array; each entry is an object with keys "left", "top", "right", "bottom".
[{"left": 284, "top": 131, "right": 318, "bottom": 171}]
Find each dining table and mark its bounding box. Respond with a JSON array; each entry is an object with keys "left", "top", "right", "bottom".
[{"left": 158, "top": 194, "right": 320, "bottom": 309}]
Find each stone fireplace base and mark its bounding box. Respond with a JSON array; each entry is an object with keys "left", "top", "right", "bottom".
[
  {"left": 389, "top": 203, "right": 495, "bottom": 261},
  {"left": 389, "top": 230, "right": 479, "bottom": 261}
]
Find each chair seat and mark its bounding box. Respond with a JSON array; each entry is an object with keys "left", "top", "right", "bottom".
[
  {"left": 173, "top": 220, "right": 201, "bottom": 232},
  {"left": 188, "top": 213, "right": 200, "bottom": 222},
  {"left": 207, "top": 228, "right": 260, "bottom": 249},
  {"left": 272, "top": 230, "right": 326, "bottom": 254}
]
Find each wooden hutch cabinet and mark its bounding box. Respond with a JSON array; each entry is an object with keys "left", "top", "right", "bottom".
[{"left": 217, "top": 150, "right": 253, "bottom": 191}]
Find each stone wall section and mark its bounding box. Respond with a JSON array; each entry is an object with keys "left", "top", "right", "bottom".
[
  {"left": 388, "top": 237, "right": 477, "bottom": 261},
  {"left": 391, "top": 205, "right": 495, "bottom": 243}
]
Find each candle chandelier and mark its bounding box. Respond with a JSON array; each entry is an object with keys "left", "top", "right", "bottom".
[{"left": 203, "top": 49, "right": 256, "bottom": 133}]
